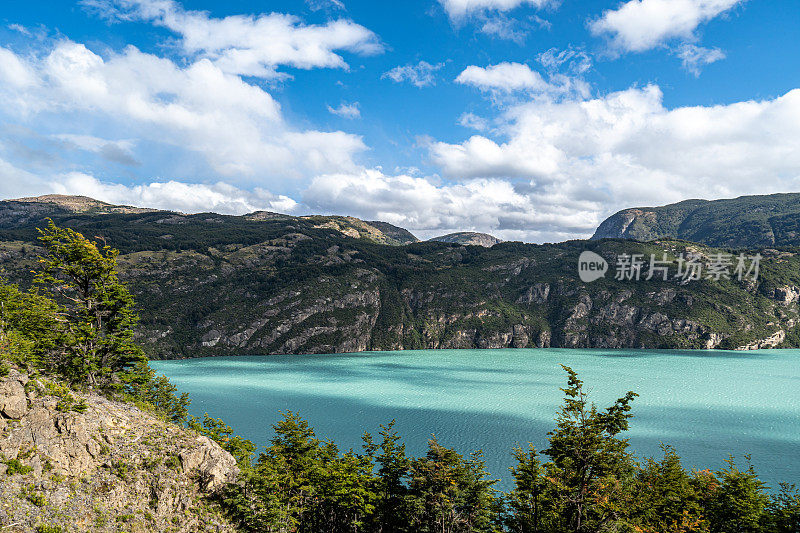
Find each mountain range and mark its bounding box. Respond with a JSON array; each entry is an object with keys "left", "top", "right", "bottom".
[
  {"left": 593, "top": 193, "right": 800, "bottom": 248},
  {"left": 1, "top": 193, "right": 800, "bottom": 357}
]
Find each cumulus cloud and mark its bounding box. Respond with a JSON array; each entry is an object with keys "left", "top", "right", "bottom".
[
  {"left": 429, "top": 85, "right": 800, "bottom": 238},
  {"left": 455, "top": 62, "right": 590, "bottom": 100},
  {"left": 590, "top": 0, "right": 743, "bottom": 53},
  {"left": 302, "top": 169, "right": 592, "bottom": 241},
  {"left": 0, "top": 158, "right": 299, "bottom": 215},
  {"left": 439, "top": 0, "right": 553, "bottom": 21},
  {"left": 327, "top": 102, "right": 361, "bottom": 119},
  {"left": 0, "top": 40, "right": 366, "bottom": 179},
  {"left": 81, "top": 0, "right": 382, "bottom": 78},
  {"left": 48, "top": 173, "right": 300, "bottom": 214},
  {"left": 382, "top": 61, "right": 444, "bottom": 88}
]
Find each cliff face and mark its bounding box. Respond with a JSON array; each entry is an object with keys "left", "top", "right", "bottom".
[
  {"left": 0, "top": 369, "right": 238, "bottom": 532},
  {"left": 3, "top": 195, "right": 800, "bottom": 358}
]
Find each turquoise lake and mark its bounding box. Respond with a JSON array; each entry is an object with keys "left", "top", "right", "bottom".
[{"left": 151, "top": 349, "right": 800, "bottom": 491}]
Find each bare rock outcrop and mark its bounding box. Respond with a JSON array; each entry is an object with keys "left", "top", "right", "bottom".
[{"left": 0, "top": 371, "right": 238, "bottom": 532}]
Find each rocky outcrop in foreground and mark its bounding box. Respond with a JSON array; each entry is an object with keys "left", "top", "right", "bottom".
[{"left": 0, "top": 369, "right": 237, "bottom": 532}]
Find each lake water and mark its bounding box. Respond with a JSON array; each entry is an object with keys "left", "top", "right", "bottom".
[{"left": 151, "top": 349, "right": 800, "bottom": 491}]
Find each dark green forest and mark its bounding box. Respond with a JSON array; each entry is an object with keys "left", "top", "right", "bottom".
[
  {"left": 4, "top": 199, "right": 800, "bottom": 357},
  {"left": 1, "top": 222, "right": 799, "bottom": 532}
]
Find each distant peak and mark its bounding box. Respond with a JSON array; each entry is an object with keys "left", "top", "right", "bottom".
[{"left": 429, "top": 232, "right": 502, "bottom": 247}]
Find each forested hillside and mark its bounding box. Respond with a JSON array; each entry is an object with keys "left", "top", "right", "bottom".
[
  {"left": 592, "top": 193, "right": 800, "bottom": 247},
  {"left": 3, "top": 195, "right": 800, "bottom": 358}
]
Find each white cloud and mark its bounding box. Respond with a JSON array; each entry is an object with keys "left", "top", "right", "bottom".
[
  {"left": 0, "top": 41, "right": 366, "bottom": 179},
  {"left": 327, "top": 102, "right": 361, "bottom": 119},
  {"left": 479, "top": 15, "right": 529, "bottom": 43},
  {"left": 302, "top": 169, "right": 590, "bottom": 241},
  {"left": 53, "top": 134, "right": 140, "bottom": 166},
  {"left": 456, "top": 62, "right": 549, "bottom": 93},
  {"left": 537, "top": 47, "right": 592, "bottom": 74},
  {"left": 458, "top": 112, "right": 490, "bottom": 131},
  {"left": 0, "top": 46, "right": 37, "bottom": 89},
  {"left": 590, "top": 0, "right": 743, "bottom": 53},
  {"left": 81, "top": 0, "right": 382, "bottom": 78},
  {"left": 429, "top": 85, "right": 800, "bottom": 238},
  {"left": 677, "top": 43, "right": 725, "bottom": 75},
  {"left": 440, "top": 0, "right": 553, "bottom": 21},
  {"left": 455, "top": 62, "right": 590, "bottom": 100},
  {"left": 7, "top": 24, "right": 31, "bottom": 36},
  {"left": 305, "top": 0, "right": 346, "bottom": 12},
  {"left": 48, "top": 173, "right": 300, "bottom": 214},
  {"left": 382, "top": 61, "right": 444, "bottom": 88}
]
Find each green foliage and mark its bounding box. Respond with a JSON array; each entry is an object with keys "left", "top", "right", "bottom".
[
  {"left": 21, "top": 485, "right": 47, "bottom": 506},
  {"left": 704, "top": 458, "right": 770, "bottom": 533},
  {"left": 0, "top": 280, "right": 62, "bottom": 368},
  {"left": 541, "top": 365, "right": 637, "bottom": 532},
  {"left": 188, "top": 413, "right": 256, "bottom": 466},
  {"left": 4, "top": 458, "right": 33, "bottom": 475},
  {"left": 124, "top": 360, "right": 190, "bottom": 423},
  {"left": 34, "top": 524, "right": 62, "bottom": 533},
  {"left": 212, "top": 368, "right": 799, "bottom": 533},
  {"left": 0, "top": 221, "right": 189, "bottom": 423},
  {"left": 35, "top": 220, "right": 146, "bottom": 388},
  {"left": 766, "top": 484, "right": 800, "bottom": 533},
  {"left": 43, "top": 381, "right": 88, "bottom": 413},
  {"left": 405, "top": 439, "right": 497, "bottom": 533}
]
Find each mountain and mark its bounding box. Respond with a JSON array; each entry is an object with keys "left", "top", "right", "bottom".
[
  {"left": 2, "top": 194, "right": 800, "bottom": 357},
  {"left": 592, "top": 193, "right": 800, "bottom": 247},
  {"left": 430, "top": 232, "right": 502, "bottom": 247},
  {"left": 1, "top": 195, "right": 417, "bottom": 247}
]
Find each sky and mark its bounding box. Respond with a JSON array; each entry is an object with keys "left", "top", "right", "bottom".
[{"left": 0, "top": 0, "right": 799, "bottom": 242}]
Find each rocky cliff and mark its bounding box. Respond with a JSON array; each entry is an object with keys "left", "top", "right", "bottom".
[
  {"left": 2, "top": 195, "right": 800, "bottom": 357},
  {"left": 0, "top": 369, "right": 238, "bottom": 532}
]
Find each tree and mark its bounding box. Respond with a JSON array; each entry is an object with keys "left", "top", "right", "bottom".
[
  {"left": 0, "top": 281, "right": 62, "bottom": 367},
  {"left": 363, "top": 420, "right": 412, "bottom": 533},
  {"left": 631, "top": 446, "right": 707, "bottom": 533},
  {"left": 504, "top": 444, "right": 558, "bottom": 533},
  {"left": 541, "top": 365, "right": 637, "bottom": 533},
  {"left": 766, "top": 483, "right": 800, "bottom": 533},
  {"left": 405, "top": 437, "right": 498, "bottom": 533},
  {"left": 703, "top": 458, "right": 769, "bottom": 533},
  {"left": 35, "top": 220, "right": 146, "bottom": 388}
]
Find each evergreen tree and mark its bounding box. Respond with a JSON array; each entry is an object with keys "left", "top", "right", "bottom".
[
  {"left": 631, "top": 446, "right": 707, "bottom": 533},
  {"left": 541, "top": 365, "right": 637, "bottom": 533},
  {"left": 703, "top": 458, "right": 770, "bottom": 533},
  {"left": 405, "top": 438, "right": 497, "bottom": 533},
  {"left": 35, "top": 220, "right": 146, "bottom": 388},
  {"left": 504, "top": 444, "right": 558, "bottom": 533},
  {"left": 363, "top": 420, "right": 412, "bottom": 533}
]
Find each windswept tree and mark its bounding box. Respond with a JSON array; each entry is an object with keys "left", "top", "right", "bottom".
[
  {"left": 542, "top": 365, "right": 637, "bottom": 533},
  {"left": 35, "top": 220, "right": 146, "bottom": 388}
]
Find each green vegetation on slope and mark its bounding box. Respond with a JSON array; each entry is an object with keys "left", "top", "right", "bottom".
[
  {"left": 592, "top": 193, "right": 800, "bottom": 248},
  {"left": 0, "top": 221, "right": 188, "bottom": 422},
  {"left": 3, "top": 197, "right": 800, "bottom": 356},
  {"left": 1, "top": 220, "right": 799, "bottom": 532}
]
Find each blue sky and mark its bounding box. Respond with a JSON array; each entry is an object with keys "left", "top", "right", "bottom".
[{"left": 1, "top": 0, "right": 799, "bottom": 241}]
